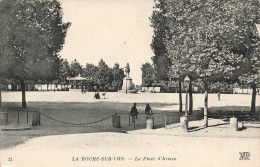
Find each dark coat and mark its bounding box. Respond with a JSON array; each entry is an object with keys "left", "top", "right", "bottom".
[{"left": 130, "top": 106, "right": 138, "bottom": 116}]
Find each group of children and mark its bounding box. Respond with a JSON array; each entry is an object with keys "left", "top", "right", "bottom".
[{"left": 130, "top": 103, "right": 153, "bottom": 123}]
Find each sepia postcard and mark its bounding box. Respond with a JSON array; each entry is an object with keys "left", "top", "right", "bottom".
[{"left": 0, "top": 0, "right": 259, "bottom": 167}]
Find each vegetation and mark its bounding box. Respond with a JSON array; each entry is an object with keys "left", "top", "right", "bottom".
[
  {"left": 150, "top": 0, "right": 260, "bottom": 122},
  {"left": 0, "top": 0, "right": 71, "bottom": 108}
]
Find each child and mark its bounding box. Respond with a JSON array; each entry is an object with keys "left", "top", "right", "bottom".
[
  {"left": 130, "top": 103, "right": 138, "bottom": 123},
  {"left": 145, "top": 103, "right": 153, "bottom": 116}
]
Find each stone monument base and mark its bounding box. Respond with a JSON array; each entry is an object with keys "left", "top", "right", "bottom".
[{"left": 121, "top": 76, "right": 133, "bottom": 92}]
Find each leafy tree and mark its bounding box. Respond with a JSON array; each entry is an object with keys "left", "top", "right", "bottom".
[
  {"left": 81, "top": 63, "right": 98, "bottom": 90},
  {"left": 70, "top": 59, "right": 82, "bottom": 77},
  {"left": 152, "top": 0, "right": 197, "bottom": 113},
  {"left": 95, "top": 59, "right": 112, "bottom": 88},
  {"left": 152, "top": 55, "right": 172, "bottom": 82},
  {"left": 150, "top": 0, "right": 172, "bottom": 82},
  {"left": 83, "top": 63, "right": 97, "bottom": 79},
  {"left": 141, "top": 63, "right": 155, "bottom": 87},
  {"left": 59, "top": 59, "right": 70, "bottom": 85},
  {"left": 111, "top": 63, "right": 125, "bottom": 91},
  {"left": 151, "top": 0, "right": 260, "bottom": 124},
  {"left": 0, "top": 0, "right": 71, "bottom": 108},
  {"left": 193, "top": 0, "right": 260, "bottom": 116}
]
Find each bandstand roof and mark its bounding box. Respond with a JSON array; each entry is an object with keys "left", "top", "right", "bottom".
[{"left": 67, "top": 74, "right": 92, "bottom": 81}]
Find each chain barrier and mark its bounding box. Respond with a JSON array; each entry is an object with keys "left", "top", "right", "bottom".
[
  {"left": 13, "top": 109, "right": 260, "bottom": 127},
  {"left": 35, "top": 110, "right": 113, "bottom": 126}
]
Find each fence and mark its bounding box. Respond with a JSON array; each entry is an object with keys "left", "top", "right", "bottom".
[{"left": 2, "top": 109, "right": 259, "bottom": 130}]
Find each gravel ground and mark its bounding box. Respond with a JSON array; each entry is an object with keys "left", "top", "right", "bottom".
[
  {"left": 0, "top": 92, "right": 260, "bottom": 167},
  {"left": 1, "top": 129, "right": 260, "bottom": 167}
]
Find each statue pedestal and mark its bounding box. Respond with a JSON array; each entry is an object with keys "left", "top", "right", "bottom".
[{"left": 122, "top": 76, "right": 133, "bottom": 92}]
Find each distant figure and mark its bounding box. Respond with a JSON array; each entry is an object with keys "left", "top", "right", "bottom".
[
  {"left": 145, "top": 103, "right": 153, "bottom": 116},
  {"left": 81, "top": 87, "right": 84, "bottom": 94},
  {"left": 218, "top": 91, "right": 221, "bottom": 101},
  {"left": 94, "top": 91, "right": 99, "bottom": 99},
  {"left": 130, "top": 103, "right": 138, "bottom": 123},
  {"left": 96, "top": 90, "right": 100, "bottom": 99}
]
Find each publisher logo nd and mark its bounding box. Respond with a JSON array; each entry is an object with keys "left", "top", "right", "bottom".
[{"left": 239, "top": 152, "right": 251, "bottom": 160}]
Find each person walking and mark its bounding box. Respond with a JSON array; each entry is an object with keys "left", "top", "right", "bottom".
[
  {"left": 94, "top": 91, "right": 97, "bottom": 99},
  {"left": 96, "top": 90, "right": 100, "bottom": 99},
  {"left": 218, "top": 91, "right": 221, "bottom": 101},
  {"left": 145, "top": 103, "right": 153, "bottom": 116},
  {"left": 130, "top": 103, "right": 138, "bottom": 123}
]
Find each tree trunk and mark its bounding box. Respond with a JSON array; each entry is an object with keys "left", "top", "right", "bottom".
[
  {"left": 188, "top": 81, "right": 193, "bottom": 114},
  {"left": 21, "top": 80, "right": 27, "bottom": 108},
  {"left": 0, "top": 87, "right": 2, "bottom": 109},
  {"left": 204, "top": 83, "right": 208, "bottom": 127},
  {"left": 179, "top": 79, "right": 182, "bottom": 112},
  {"left": 251, "top": 83, "right": 256, "bottom": 116}
]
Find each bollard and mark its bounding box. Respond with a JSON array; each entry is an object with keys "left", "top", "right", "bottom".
[
  {"left": 230, "top": 117, "right": 238, "bottom": 131},
  {"left": 32, "top": 112, "right": 41, "bottom": 126},
  {"left": 146, "top": 116, "right": 154, "bottom": 129},
  {"left": 180, "top": 116, "right": 185, "bottom": 124},
  {"left": 0, "top": 111, "right": 8, "bottom": 125},
  {"left": 112, "top": 114, "right": 121, "bottom": 128},
  {"left": 180, "top": 116, "right": 188, "bottom": 132}
]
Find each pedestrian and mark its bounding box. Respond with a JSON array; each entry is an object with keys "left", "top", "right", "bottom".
[
  {"left": 94, "top": 91, "right": 97, "bottom": 99},
  {"left": 130, "top": 103, "right": 138, "bottom": 123},
  {"left": 218, "top": 91, "right": 221, "bottom": 101},
  {"left": 145, "top": 103, "right": 153, "bottom": 116},
  {"left": 96, "top": 90, "right": 100, "bottom": 99},
  {"left": 81, "top": 87, "right": 84, "bottom": 94}
]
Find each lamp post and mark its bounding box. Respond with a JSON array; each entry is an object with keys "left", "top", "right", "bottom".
[
  {"left": 180, "top": 75, "right": 190, "bottom": 132},
  {"left": 184, "top": 76, "right": 190, "bottom": 117}
]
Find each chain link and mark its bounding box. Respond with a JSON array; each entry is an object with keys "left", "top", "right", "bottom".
[{"left": 35, "top": 111, "right": 113, "bottom": 126}]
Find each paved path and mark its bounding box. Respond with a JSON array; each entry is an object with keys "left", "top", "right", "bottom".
[{"left": 1, "top": 131, "right": 260, "bottom": 167}]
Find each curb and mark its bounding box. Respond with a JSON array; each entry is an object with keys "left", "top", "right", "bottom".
[{"left": 0, "top": 125, "right": 32, "bottom": 131}]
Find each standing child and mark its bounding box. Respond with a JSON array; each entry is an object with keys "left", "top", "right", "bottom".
[
  {"left": 145, "top": 103, "right": 153, "bottom": 116},
  {"left": 130, "top": 103, "right": 138, "bottom": 123}
]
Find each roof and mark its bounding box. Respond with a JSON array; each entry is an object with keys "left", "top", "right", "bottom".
[{"left": 67, "top": 74, "right": 92, "bottom": 81}]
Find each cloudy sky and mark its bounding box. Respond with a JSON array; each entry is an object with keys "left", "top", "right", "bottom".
[{"left": 59, "top": 0, "right": 155, "bottom": 85}]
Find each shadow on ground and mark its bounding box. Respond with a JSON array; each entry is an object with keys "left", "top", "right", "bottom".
[{"left": 1, "top": 102, "right": 259, "bottom": 149}]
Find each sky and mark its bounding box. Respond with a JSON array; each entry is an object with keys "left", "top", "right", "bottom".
[{"left": 59, "top": 0, "right": 155, "bottom": 85}]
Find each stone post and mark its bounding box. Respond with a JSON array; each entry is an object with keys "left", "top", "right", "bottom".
[
  {"left": 112, "top": 114, "right": 121, "bottom": 128},
  {"left": 230, "top": 117, "right": 238, "bottom": 131},
  {"left": 180, "top": 116, "right": 188, "bottom": 132},
  {"left": 32, "top": 112, "right": 41, "bottom": 126},
  {"left": 146, "top": 116, "right": 154, "bottom": 129}
]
